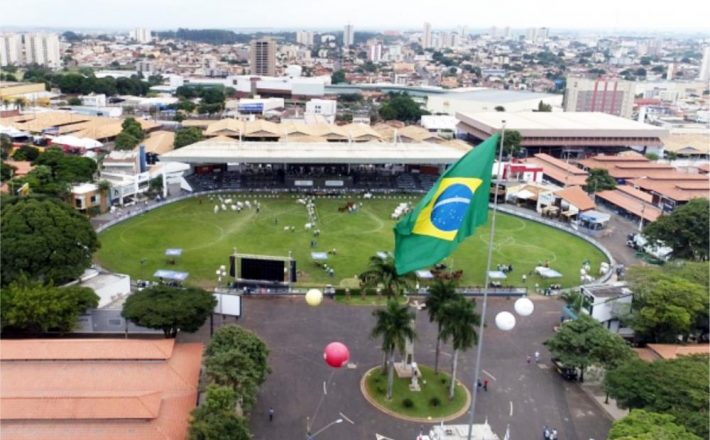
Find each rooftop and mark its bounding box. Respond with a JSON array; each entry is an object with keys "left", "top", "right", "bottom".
[
  {"left": 0, "top": 339, "right": 202, "bottom": 440},
  {"left": 555, "top": 185, "right": 596, "bottom": 211},
  {"left": 160, "top": 137, "right": 470, "bottom": 165}
]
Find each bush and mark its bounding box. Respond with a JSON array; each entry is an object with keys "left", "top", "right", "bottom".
[
  {"left": 402, "top": 398, "right": 414, "bottom": 408},
  {"left": 429, "top": 397, "right": 441, "bottom": 407}
]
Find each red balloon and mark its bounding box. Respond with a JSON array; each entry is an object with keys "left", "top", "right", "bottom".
[{"left": 323, "top": 342, "right": 350, "bottom": 368}]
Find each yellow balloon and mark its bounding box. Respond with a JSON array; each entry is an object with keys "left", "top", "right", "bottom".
[{"left": 305, "top": 289, "right": 323, "bottom": 306}]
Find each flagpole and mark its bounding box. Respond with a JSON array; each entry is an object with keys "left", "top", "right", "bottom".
[{"left": 466, "top": 121, "right": 506, "bottom": 440}]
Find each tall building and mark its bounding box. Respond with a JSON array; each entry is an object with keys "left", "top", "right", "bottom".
[
  {"left": 422, "top": 22, "right": 432, "bottom": 49},
  {"left": 343, "top": 24, "right": 355, "bottom": 47},
  {"left": 296, "top": 30, "right": 314, "bottom": 47},
  {"left": 368, "top": 43, "right": 382, "bottom": 62},
  {"left": 526, "top": 27, "right": 549, "bottom": 44},
  {"left": 0, "top": 33, "right": 22, "bottom": 66},
  {"left": 564, "top": 76, "right": 635, "bottom": 119},
  {"left": 130, "top": 28, "right": 152, "bottom": 44},
  {"left": 0, "top": 33, "right": 60, "bottom": 68},
  {"left": 699, "top": 46, "right": 710, "bottom": 81},
  {"left": 250, "top": 38, "right": 276, "bottom": 76}
]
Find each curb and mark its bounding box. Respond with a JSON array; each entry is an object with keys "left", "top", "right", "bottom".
[
  {"left": 578, "top": 384, "right": 623, "bottom": 421},
  {"left": 359, "top": 366, "right": 471, "bottom": 424}
]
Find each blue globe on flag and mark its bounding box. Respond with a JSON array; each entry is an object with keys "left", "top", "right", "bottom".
[{"left": 430, "top": 183, "right": 473, "bottom": 232}]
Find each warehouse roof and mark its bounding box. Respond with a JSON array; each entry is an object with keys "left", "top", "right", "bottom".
[{"left": 160, "top": 137, "right": 469, "bottom": 165}]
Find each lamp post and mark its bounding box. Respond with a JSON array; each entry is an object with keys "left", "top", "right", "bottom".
[{"left": 306, "top": 418, "right": 343, "bottom": 440}]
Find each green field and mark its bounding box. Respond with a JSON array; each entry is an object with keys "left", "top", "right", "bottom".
[{"left": 96, "top": 193, "right": 607, "bottom": 289}]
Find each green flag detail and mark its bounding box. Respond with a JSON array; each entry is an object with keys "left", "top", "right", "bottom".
[{"left": 394, "top": 133, "right": 499, "bottom": 275}]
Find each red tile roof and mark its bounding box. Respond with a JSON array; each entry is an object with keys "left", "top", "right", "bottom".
[
  {"left": 555, "top": 186, "right": 596, "bottom": 211},
  {"left": 0, "top": 339, "right": 203, "bottom": 440},
  {"left": 528, "top": 154, "right": 588, "bottom": 186},
  {"left": 596, "top": 190, "right": 662, "bottom": 222}
]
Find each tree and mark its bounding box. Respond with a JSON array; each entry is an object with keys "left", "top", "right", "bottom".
[
  {"left": 377, "top": 93, "right": 428, "bottom": 123},
  {"left": 1, "top": 280, "right": 98, "bottom": 334},
  {"left": 188, "top": 385, "right": 252, "bottom": 440},
  {"left": 175, "top": 127, "right": 203, "bottom": 148},
  {"left": 626, "top": 265, "right": 707, "bottom": 343},
  {"left": 206, "top": 325, "right": 270, "bottom": 386},
  {"left": 537, "top": 100, "right": 552, "bottom": 112},
  {"left": 439, "top": 297, "right": 480, "bottom": 399},
  {"left": 1, "top": 197, "right": 99, "bottom": 286},
  {"left": 34, "top": 148, "right": 97, "bottom": 183},
  {"left": 204, "top": 348, "right": 261, "bottom": 411},
  {"left": 359, "top": 254, "right": 412, "bottom": 297},
  {"left": 114, "top": 131, "right": 140, "bottom": 150},
  {"left": 11, "top": 145, "right": 40, "bottom": 161},
  {"left": 121, "top": 285, "right": 216, "bottom": 337},
  {"left": 331, "top": 70, "right": 347, "bottom": 84},
  {"left": 494, "top": 105, "right": 505, "bottom": 112},
  {"left": 605, "top": 355, "right": 709, "bottom": 438},
  {"left": 121, "top": 117, "right": 146, "bottom": 141},
  {"left": 425, "top": 278, "right": 459, "bottom": 374},
  {"left": 585, "top": 168, "right": 617, "bottom": 193},
  {"left": 67, "top": 97, "right": 82, "bottom": 105},
  {"left": 501, "top": 129, "right": 522, "bottom": 157},
  {"left": 644, "top": 199, "right": 709, "bottom": 260},
  {"left": 1, "top": 160, "right": 17, "bottom": 182},
  {"left": 609, "top": 410, "right": 701, "bottom": 440},
  {"left": 544, "top": 314, "right": 633, "bottom": 382},
  {"left": 371, "top": 299, "right": 416, "bottom": 400}
]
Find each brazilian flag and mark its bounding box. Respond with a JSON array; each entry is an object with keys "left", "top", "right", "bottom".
[{"left": 394, "top": 133, "right": 499, "bottom": 275}]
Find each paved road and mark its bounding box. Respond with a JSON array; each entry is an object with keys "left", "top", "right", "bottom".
[{"left": 181, "top": 296, "right": 612, "bottom": 440}]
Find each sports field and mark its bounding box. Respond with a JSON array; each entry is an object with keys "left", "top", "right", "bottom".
[{"left": 96, "top": 193, "right": 607, "bottom": 289}]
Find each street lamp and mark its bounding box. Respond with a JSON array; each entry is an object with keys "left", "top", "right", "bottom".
[{"left": 306, "top": 418, "right": 343, "bottom": 440}]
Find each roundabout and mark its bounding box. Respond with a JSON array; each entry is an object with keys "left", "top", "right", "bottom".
[{"left": 360, "top": 365, "right": 471, "bottom": 423}]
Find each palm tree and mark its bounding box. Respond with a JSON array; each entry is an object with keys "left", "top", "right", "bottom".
[
  {"left": 426, "top": 278, "right": 458, "bottom": 374},
  {"left": 440, "top": 297, "right": 480, "bottom": 400},
  {"left": 371, "top": 299, "right": 416, "bottom": 400},
  {"left": 359, "top": 254, "right": 413, "bottom": 297},
  {"left": 13, "top": 97, "right": 25, "bottom": 111}
]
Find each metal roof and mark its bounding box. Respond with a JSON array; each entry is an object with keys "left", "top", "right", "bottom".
[{"left": 159, "top": 138, "right": 469, "bottom": 165}]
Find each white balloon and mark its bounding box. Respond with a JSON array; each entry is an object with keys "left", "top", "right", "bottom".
[
  {"left": 514, "top": 297, "right": 535, "bottom": 317},
  {"left": 305, "top": 289, "right": 323, "bottom": 307},
  {"left": 495, "top": 311, "right": 516, "bottom": 331}
]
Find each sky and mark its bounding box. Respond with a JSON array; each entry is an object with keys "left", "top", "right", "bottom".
[{"left": 1, "top": 0, "right": 709, "bottom": 32}]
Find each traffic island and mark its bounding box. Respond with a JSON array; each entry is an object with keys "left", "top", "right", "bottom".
[{"left": 360, "top": 365, "right": 471, "bottom": 423}]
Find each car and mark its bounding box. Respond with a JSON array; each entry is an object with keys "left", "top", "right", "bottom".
[{"left": 551, "top": 358, "right": 578, "bottom": 381}]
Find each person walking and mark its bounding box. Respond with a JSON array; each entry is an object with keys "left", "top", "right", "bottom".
[
  {"left": 483, "top": 379, "right": 488, "bottom": 391},
  {"left": 268, "top": 407, "right": 274, "bottom": 422},
  {"left": 534, "top": 351, "right": 540, "bottom": 363},
  {"left": 527, "top": 355, "right": 532, "bottom": 365}
]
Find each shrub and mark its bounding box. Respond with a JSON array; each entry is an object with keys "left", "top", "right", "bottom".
[
  {"left": 429, "top": 397, "right": 441, "bottom": 407},
  {"left": 402, "top": 398, "right": 414, "bottom": 408}
]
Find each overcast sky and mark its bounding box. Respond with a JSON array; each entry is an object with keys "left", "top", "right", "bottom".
[{"left": 1, "top": 0, "right": 709, "bottom": 32}]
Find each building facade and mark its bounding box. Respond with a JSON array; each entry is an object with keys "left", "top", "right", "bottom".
[
  {"left": 343, "top": 24, "right": 355, "bottom": 47},
  {"left": 250, "top": 38, "right": 276, "bottom": 77},
  {"left": 130, "top": 28, "right": 152, "bottom": 44},
  {"left": 564, "top": 76, "right": 635, "bottom": 119},
  {"left": 0, "top": 33, "right": 60, "bottom": 68},
  {"left": 699, "top": 46, "right": 710, "bottom": 81},
  {"left": 422, "top": 22, "right": 432, "bottom": 49}
]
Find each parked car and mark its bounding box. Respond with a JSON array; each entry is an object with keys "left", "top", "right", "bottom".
[{"left": 551, "top": 358, "right": 578, "bottom": 381}]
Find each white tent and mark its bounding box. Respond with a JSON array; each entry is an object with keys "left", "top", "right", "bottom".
[
  {"left": 535, "top": 266, "right": 563, "bottom": 278},
  {"left": 51, "top": 135, "right": 103, "bottom": 150}
]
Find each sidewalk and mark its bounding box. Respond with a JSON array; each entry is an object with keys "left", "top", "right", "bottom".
[{"left": 579, "top": 383, "right": 628, "bottom": 421}]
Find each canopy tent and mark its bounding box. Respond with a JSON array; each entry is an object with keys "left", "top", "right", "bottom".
[
  {"left": 153, "top": 270, "right": 189, "bottom": 281},
  {"left": 164, "top": 248, "right": 183, "bottom": 257},
  {"left": 0, "top": 125, "right": 31, "bottom": 139},
  {"left": 579, "top": 210, "right": 611, "bottom": 225},
  {"left": 50, "top": 135, "right": 103, "bottom": 150},
  {"left": 310, "top": 252, "right": 328, "bottom": 261},
  {"left": 415, "top": 270, "right": 434, "bottom": 280},
  {"left": 535, "top": 266, "right": 563, "bottom": 278},
  {"left": 487, "top": 270, "right": 508, "bottom": 280},
  {"left": 513, "top": 189, "right": 536, "bottom": 200}
]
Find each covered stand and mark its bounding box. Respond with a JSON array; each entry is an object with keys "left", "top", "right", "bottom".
[{"left": 534, "top": 266, "right": 563, "bottom": 278}]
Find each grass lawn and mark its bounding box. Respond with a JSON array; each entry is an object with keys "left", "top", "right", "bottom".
[
  {"left": 364, "top": 365, "right": 468, "bottom": 419},
  {"left": 97, "top": 193, "right": 607, "bottom": 289}
]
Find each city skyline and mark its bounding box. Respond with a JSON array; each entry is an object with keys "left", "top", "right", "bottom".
[{"left": 2, "top": 0, "right": 710, "bottom": 32}]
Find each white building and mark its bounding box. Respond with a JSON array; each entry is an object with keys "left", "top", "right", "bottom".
[
  {"left": 130, "top": 28, "right": 152, "bottom": 44},
  {"left": 0, "top": 33, "right": 22, "bottom": 66},
  {"left": 368, "top": 43, "right": 382, "bottom": 62},
  {"left": 343, "top": 24, "right": 355, "bottom": 47},
  {"left": 699, "top": 46, "right": 710, "bottom": 81},
  {"left": 80, "top": 93, "right": 107, "bottom": 107},
  {"left": 581, "top": 282, "right": 634, "bottom": 334},
  {"left": 296, "top": 30, "right": 314, "bottom": 47},
  {"left": 427, "top": 88, "right": 563, "bottom": 115},
  {"left": 0, "top": 33, "right": 60, "bottom": 68},
  {"left": 422, "top": 22, "right": 432, "bottom": 49},
  {"left": 305, "top": 99, "right": 337, "bottom": 124}
]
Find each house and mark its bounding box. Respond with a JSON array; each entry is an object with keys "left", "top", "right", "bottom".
[
  {"left": 70, "top": 182, "right": 108, "bottom": 214},
  {"left": 581, "top": 282, "right": 634, "bottom": 335}
]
